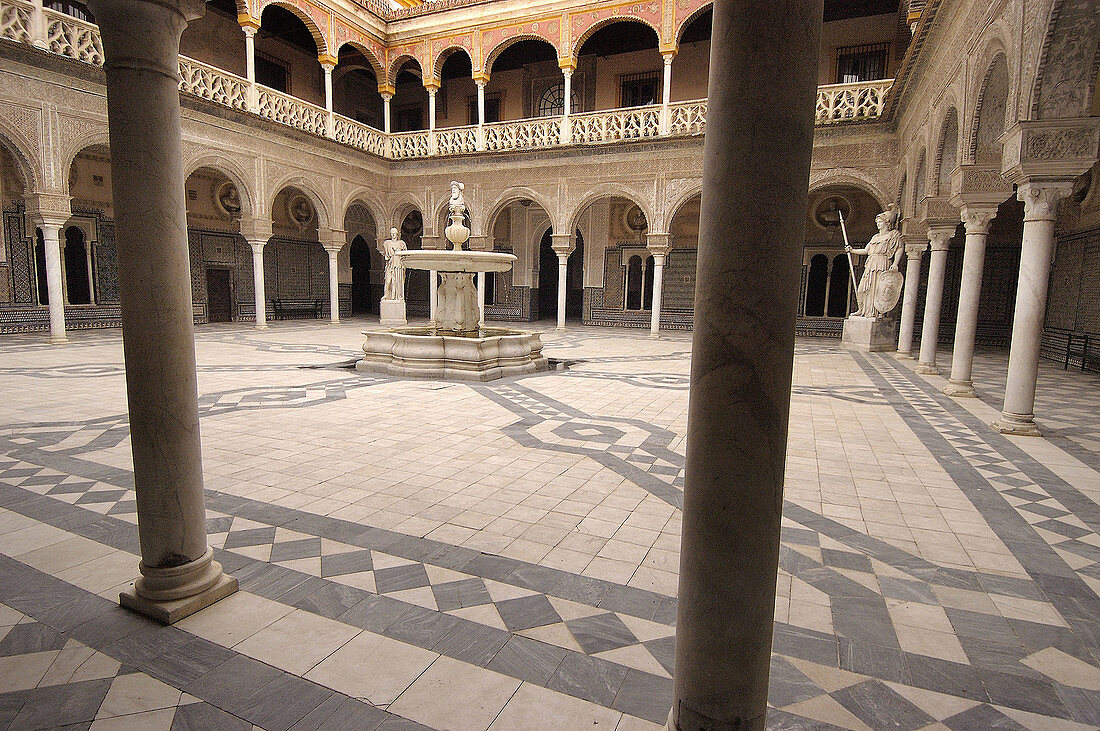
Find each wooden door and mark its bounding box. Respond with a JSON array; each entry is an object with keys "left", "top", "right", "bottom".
[{"left": 206, "top": 268, "right": 232, "bottom": 323}]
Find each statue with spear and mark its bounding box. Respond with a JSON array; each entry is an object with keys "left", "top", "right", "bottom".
[{"left": 840, "top": 204, "right": 904, "bottom": 318}]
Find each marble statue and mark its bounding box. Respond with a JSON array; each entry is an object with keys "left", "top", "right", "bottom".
[
  {"left": 380, "top": 227, "right": 407, "bottom": 301},
  {"left": 448, "top": 180, "right": 465, "bottom": 218},
  {"left": 846, "top": 204, "right": 903, "bottom": 318}
]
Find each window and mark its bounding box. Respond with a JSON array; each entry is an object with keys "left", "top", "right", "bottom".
[
  {"left": 619, "top": 71, "right": 661, "bottom": 108},
  {"left": 394, "top": 106, "right": 423, "bottom": 132},
  {"left": 256, "top": 53, "right": 289, "bottom": 93},
  {"left": 537, "top": 83, "right": 579, "bottom": 117},
  {"left": 46, "top": 1, "right": 92, "bottom": 21},
  {"left": 468, "top": 93, "right": 502, "bottom": 125},
  {"left": 64, "top": 227, "right": 92, "bottom": 305},
  {"left": 835, "top": 43, "right": 889, "bottom": 84}
]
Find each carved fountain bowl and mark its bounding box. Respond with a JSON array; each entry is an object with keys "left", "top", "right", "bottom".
[
  {"left": 397, "top": 250, "right": 516, "bottom": 273},
  {"left": 357, "top": 327, "right": 547, "bottom": 382}
]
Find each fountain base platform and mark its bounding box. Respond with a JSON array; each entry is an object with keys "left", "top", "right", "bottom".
[{"left": 357, "top": 327, "right": 548, "bottom": 382}]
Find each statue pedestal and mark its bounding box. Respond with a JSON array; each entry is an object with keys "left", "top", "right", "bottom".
[
  {"left": 842, "top": 315, "right": 897, "bottom": 352},
  {"left": 379, "top": 298, "right": 407, "bottom": 326}
]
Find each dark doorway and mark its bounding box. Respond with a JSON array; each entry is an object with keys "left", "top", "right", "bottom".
[
  {"left": 401, "top": 211, "right": 428, "bottom": 317},
  {"left": 64, "top": 227, "right": 91, "bottom": 305},
  {"left": 537, "top": 228, "right": 556, "bottom": 320},
  {"left": 206, "top": 268, "right": 232, "bottom": 322},
  {"left": 827, "top": 254, "right": 851, "bottom": 317},
  {"left": 34, "top": 230, "right": 48, "bottom": 305},
  {"left": 350, "top": 235, "right": 376, "bottom": 314},
  {"left": 567, "top": 230, "right": 584, "bottom": 319},
  {"left": 805, "top": 254, "right": 828, "bottom": 316}
]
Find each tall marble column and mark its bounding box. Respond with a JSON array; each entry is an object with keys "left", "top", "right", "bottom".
[
  {"left": 321, "top": 234, "right": 344, "bottom": 324},
  {"left": 379, "top": 86, "right": 394, "bottom": 134},
  {"left": 560, "top": 64, "right": 574, "bottom": 144},
  {"left": 672, "top": 0, "right": 821, "bottom": 728},
  {"left": 647, "top": 233, "right": 670, "bottom": 337},
  {"left": 87, "top": 0, "right": 236, "bottom": 623},
  {"left": 321, "top": 58, "right": 335, "bottom": 138},
  {"left": 241, "top": 22, "right": 258, "bottom": 111},
  {"left": 475, "top": 77, "right": 487, "bottom": 150},
  {"left": 943, "top": 205, "right": 996, "bottom": 396},
  {"left": 660, "top": 52, "right": 675, "bottom": 134},
  {"left": 426, "top": 81, "right": 439, "bottom": 155},
  {"left": 916, "top": 226, "right": 953, "bottom": 375},
  {"left": 26, "top": 200, "right": 69, "bottom": 344},
  {"left": 993, "top": 181, "right": 1072, "bottom": 436},
  {"left": 895, "top": 239, "right": 926, "bottom": 358},
  {"left": 241, "top": 218, "right": 271, "bottom": 330},
  {"left": 550, "top": 233, "right": 573, "bottom": 331}
]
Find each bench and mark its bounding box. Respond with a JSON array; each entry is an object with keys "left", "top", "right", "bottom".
[{"left": 271, "top": 298, "right": 324, "bottom": 320}]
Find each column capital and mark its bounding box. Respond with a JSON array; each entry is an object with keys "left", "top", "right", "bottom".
[
  {"left": 238, "top": 217, "right": 272, "bottom": 241},
  {"left": 904, "top": 239, "right": 927, "bottom": 258},
  {"left": 1017, "top": 180, "right": 1074, "bottom": 223},
  {"left": 472, "top": 73, "right": 489, "bottom": 87},
  {"left": 645, "top": 232, "right": 671, "bottom": 256},
  {"left": 927, "top": 226, "right": 954, "bottom": 251},
  {"left": 377, "top": 84, "right": 395, "bottom": 98},
  {"left": 661, "top": 48, "right": 677, "bottom": 63},
  {"left": 238, "top": 15, "right": 260, "bottom": 32},
  {"left": 424, "top": 79, "right": 441, "bottom": 94},
  {"left": 25, "top": 192, "right": 71, "bottom": 229},
  {"left": 319, "top": 56, "right": 337, "bottom": 72},
  {"left": 550, "top": 232, "right": 574, "bottom": 257},
  {"left": 558, "top": 58, "right": 576, "bottom": 72},
  {"left": 320, "top": 228, "right": 346, "bottom": 251},
  {"left": 959, "top": 204, "right": 997, "bottom": 235}
]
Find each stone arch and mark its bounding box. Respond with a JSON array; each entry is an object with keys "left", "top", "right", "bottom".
[
  {"left": 269, "top": 175, "right": 331, "bottom": 230},
  {"left": 808, "top": 169, "right": 891, "bottom": 211},
  {"left": 1030, "top": 0, "right": 1099, "bottom": 120},
  {"left": 483, "top": 187, "right": 557, "bottom": 237},
  {"left": 483, "top": 35, "right": 559, "bottom": 78},
  {"left": 60, "top": 132, "right": 110, "bottom": 194},
  {"left": 968, "top": 52, "right": 1011, "bottom": 164},
  {"left": 387, "top": 53, "right": 424, "bottom": 87},
  {"left": 257, "top": 0, "right": 328, "bottom": 56},
  {"left": 183, "top": 154, "right": 256, "bottom": 220},
  {"left": 674, "top": 1, "right": 713, "bottom": 44},
  {"left": 662, "top": 184, "right": 705, "bottom": 232},
  {"left": 340, "top": 188, "right": 387, "bottom": 240},
  {"left": 0, "top": 123, "right": 40, "bottom": 193},
  {"left": 391, "top": 194, "right": 425, "bottom": 232},
  {"left": 432, "top": 45, "right": 473, "bottom": 83},
  {"left": 433, "top": 193, "right": 476, "bottom": 239},
  {"left": 897, "top": 171, "right": 908, "bottom": 217},
  {"left": 933, "top": 107, "right": 961, "bottom": 196},
  {"left": 337, "top": 41, "right": 385, "bottom": 78},
  {"left": 565, "top": 183, "right": 657, "bottom": 236},
  {"left": 913, "top": 148, "right": 928, "bottom": 211},
  {"left": 571, "top": 17, "right": 662, "bottom": 61}
]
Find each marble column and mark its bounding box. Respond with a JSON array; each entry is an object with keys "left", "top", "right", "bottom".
[
  {"left": 322, "top": 240, "right": 343, "bottom": 324},
  {"left": 321, "top": 59, "right": 335, "bottom": 138},
  {"left": 429, "top": 271, "right": 438, "bottom": 325},
  {"left": 241, "top": 23, "right": 258, "bottom": 111},
  {"left": 31, "top": 214, "right": 68, "bottom": 344},
  {"left": 895, "top": 241, "right": 926, "bottom": 358},
  {"left": 916, "top": 227, "right": 953, "bottom": 375},
  {"left": 87, "top": 0, "right": 236, "bottom": 623},
  {"left": 560, "top": 65, "right": 574, "bottom": 144},
  {"left": 647, "top": 233, "right": 670, "bottom": 338},
  {"left": 477, "top": 271, "right": 486, "bottom": 327},
  {"left": 660, "top": 52, "right": 675, "bottom": 134},
  {"left": 248, "top": 241, "right": 267, "bottom": 329},
  {"left": 380, "top": 89, "right": 393, "bottom": 134},
  {"left": 475, "top": 78, "right": 487, "bottom": 150},
  {"left": 671, "top": 0, "right": 821, "bottom": 728},
  {"left": 943, "top": 206, "right": 996, "bottom": 396},
  {"left": 426, "top": 82, "right": 438, "bottom": 155},
  {"left": 993, "top": 181, "right": 1072, "bottom": 436},
  {"left": 550, "top": 233, "right": 573, "bottom": 331}
]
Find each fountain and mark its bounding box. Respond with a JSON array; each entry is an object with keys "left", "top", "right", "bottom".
[{"left": 357, "top": 182, "right": 548, "bottom": 381}]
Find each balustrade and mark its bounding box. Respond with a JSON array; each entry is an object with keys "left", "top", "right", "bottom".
[{"left": 0, "top": 0, "right": 892, "bottom": 160}]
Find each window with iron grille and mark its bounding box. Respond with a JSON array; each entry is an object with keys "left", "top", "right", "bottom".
[
  {"left": 619, "top": 71, "right": 661, "bottom": 108},
  {"left": 835, "top": 42, "right": 889, "bottom": 84},
  {"left": 467, "top": 93, "right": 502, "bottom": 125},
  {"left": 256, "top": 53, "right": 290, "bottom": 93}
]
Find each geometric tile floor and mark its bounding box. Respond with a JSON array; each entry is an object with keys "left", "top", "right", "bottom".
[{"left": 1, "top": 319, "right": 1099, "bottom": 729}]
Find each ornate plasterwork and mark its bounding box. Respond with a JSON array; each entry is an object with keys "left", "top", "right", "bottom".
[
  {"left": 0, "top": 101, "right": 40, "bottom": 189},
  {"left": 1033, "top": 0, "right": 1099, "bottom": 120},
  {"left": 569, "top": 3, "right": 662, "bottom": 58},
  {"left": 1025, "top": 127, "right": 1098, "bottom": 160},
  {"left": 479, "top": 18, "right": 561, "bottom": 73}
]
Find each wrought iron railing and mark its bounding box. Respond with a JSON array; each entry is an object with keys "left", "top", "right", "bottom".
[{"left": 0, "top": 0, "right": 893, "bottom": 160}]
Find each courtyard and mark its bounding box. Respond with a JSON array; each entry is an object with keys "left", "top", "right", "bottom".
[{"left": 1, "top": 319, "right": 1099, "bottom": 729}]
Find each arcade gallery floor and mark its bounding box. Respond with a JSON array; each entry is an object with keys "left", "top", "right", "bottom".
[{"left": 1, "top": 319, "right": 1099, "bottom": 730}]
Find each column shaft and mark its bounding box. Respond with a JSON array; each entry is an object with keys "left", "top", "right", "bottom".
[
  {"left": 896, "top": 245, "right": 924, "bottom": 357},
  {"left": 326, "top": 248, "right": 340, "bottom": 323},
  {"left": 322, "top": 63, "right": 334, "bottom": 137},
  {"left": 994, "top": 182, "right": 1071, "bottom": 436},
  {"left": 661, "top": 55, "right": 674, "bottom": 134},
  {"left": 243, "top": 26, "right": 257, "bottom": 111},
  {"left": 40, "top": 224, "right": 68, "bottom": 343},
  {"left": 945, "top": 209, "right": 994, "bottom": 396},
  {"left": 477, "top": 271, "right": 486, "bottom": 327},
  {"left": 917, "top": 230, "right": 952, "bottom": 374},
  {"left": 650, "top": 254, "right": 665, "bottom": 337},
  {"left": 88, "top": 0, "right": 234, "bottom": 623},
  {"left": 556, "top": 255, "right": 568, "bottom": 330},
  {"left": 382, "top": 94, "right": 392, "bottom": 134},
  {"left": 429, "top": 270, "right": 438, "bottom": 324},
  {"left": 672, "top": 0, "right": 821, "bottom": 728},
  {"left": 250, "top": 241, "right": 267, "bottom": 329}
]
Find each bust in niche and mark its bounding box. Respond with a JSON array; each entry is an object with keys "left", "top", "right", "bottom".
[
  {"left": 289, "top": 195, "right": 314, "bottom": 226},
  {"left": 215, "top": 182, "right": 242, "bottom": 218}
]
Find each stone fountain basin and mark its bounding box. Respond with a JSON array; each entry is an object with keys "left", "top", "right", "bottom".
[
  {"left": 357, "top": 327, "right": 547, "bottom": 382},
  {"left": 398, "top": 250, "right": 516, "bottom": 273}
]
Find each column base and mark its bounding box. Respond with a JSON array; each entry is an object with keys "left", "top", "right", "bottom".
[
  {"left": 555, "top": 326, "right": 566, "bottom": 332},
  {"left": 943, "top": 379, "right": 976, "bottom": 397},
  {"left": 992, "top": 411, "right": 1041, "bottom": 437},
  {"left": 50, "top": 335, "right": 69, "bottom": 345},
  {"left": 649, "top": 332, "right": 661, "bottom": 339},
  {"left": 255, "top": 323, "right": 268, "bottom": 331},
  {"left": 916, "top": 362, "right": 940, "bottom": 375},
  {"left": 329, "top": 320, "right": 340, "bottom": 325},
  {"left": 894, "top": 351, "right": 914, "bottom": 360},
  {"left": 121, "top": 569, "right": 237, "bottom": 625}
]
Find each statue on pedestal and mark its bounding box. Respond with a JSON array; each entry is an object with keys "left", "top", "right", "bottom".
[
  {"left": 381, "top": 227, "right": 407, "bottom": 301},
  {"left": 378, "top": 227, "right": 408, "bottom": 326},
  {"left": 845, "top": 204, "right": 903, "bottom": 318}
]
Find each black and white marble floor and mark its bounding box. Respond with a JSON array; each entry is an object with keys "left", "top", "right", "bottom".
[{"left": 1, "top": 319, "right": 1098, "bottom": 729}]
